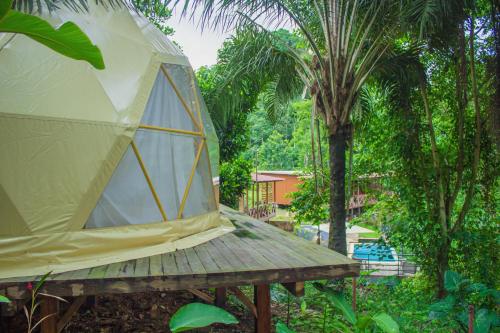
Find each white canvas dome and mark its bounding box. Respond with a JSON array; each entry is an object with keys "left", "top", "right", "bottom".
[{"left": 0, "top": 2, "right": 232, "bottom": 279}]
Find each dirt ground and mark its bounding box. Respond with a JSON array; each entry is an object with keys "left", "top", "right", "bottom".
[{"left": 3, "top": 290, "right": 261, "bottom": 333}]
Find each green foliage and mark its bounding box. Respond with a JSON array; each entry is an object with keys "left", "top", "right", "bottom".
[
  {"left": 276, "top": 321, "right": 296, "bottom": 333},
  {"left": 312, "top": 282, "right": 400, "bottom": 333},
  {"left": 132, "top": 0, "right": 174, "bottom": 36},
  {"left": 197, "top": 28, "right": 304, "bottom": 163},
  {"left": 289, "top": 169, "right": 329, "bottom": 226},
  {"left": 371, "top": 313, "right": 400, "bottom": 333},
  {"left": 196, "top": 64, "right": 253, "bottom": 163},
  {"left": 0, "top": 0, "right": 104, "bottom": 69},
  {"left": 429, "top": 270, "right": 499, "bottom": 332},
  {"left": 219, "top": 157, "right": 252, "bottom": 208},
  {"left": 0, "top": 295, "right": 10, "bottom": 303},
  {"left": 245, "top": 99, "right": 327, "bottom": 171},
  {"left": 168, "top": 303, "right": 238, "bottom": 333},
  {"left": 351, "top": 20, "right": 499, "bottom": 287}
]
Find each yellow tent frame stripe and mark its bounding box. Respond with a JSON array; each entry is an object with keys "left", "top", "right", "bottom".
[{"left": 138, "top": 124, "right": 203, "bottom": 137}]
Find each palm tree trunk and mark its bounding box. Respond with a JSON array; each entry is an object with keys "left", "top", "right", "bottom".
[{"left": 328, "top": 125, "right": 349, "bottom": 255}]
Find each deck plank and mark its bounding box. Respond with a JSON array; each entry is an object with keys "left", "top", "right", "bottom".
[
  {"left": 210, "top": 238, "right": 248, "bottom": 270},
  {"left": 149, "top": 254, "right": 163, "bottom": 276},
  {"left": 117, "top": 260, "right": 136, "bottom": 278},
  {"left": 237, "top": 220, "right": 327, "bottom": 267},
  {"left": 183, "top": 248, "right": 206, "bottom": 275},
  {"left": 201, "top": 241, "right": 234, "bottom": 272},
  {"left": 219, "top": 233, "right": 274, "bottom": 270},
  {"left": 193, "top": 243, "right": 222, "bottom": 274},
  {"left": 104, "top": 261, "right": 124, "bottom": 279},
  {"left": 134, "top": 257, "right": 150, "bottom": 277},
  {"left": 161, "top": 252, "right": 177, "bottom": 276},
  {"left": 87, "top": 265, "right": 109, "bottom": 279},
  {"left": 173, "top": 251, "right": 192, "bottom": 275}
]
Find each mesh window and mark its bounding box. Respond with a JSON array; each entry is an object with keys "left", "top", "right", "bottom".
[
  {"left": 140, "top": 67, "right": 197, "bottom": 132},
  {"left": 133, "top": 129, "right": 200, "bottom": 219},
  {"left": 183, "top": 145, "right": 217, "bottom": 218},
  {"left": 85, "top": 145, "right": 163, "bottom": 228}
]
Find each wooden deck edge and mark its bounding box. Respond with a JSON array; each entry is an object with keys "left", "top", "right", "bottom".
[{"left": 2, "top": 263, "right": 359, "bottom": 299}]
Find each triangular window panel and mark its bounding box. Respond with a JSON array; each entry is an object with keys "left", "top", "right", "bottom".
[
  {"left": 133, "top": 129, "right": 201, "bottom": 219},
  {"left": 85, "top": 144, "right": 163, "bottom": 228},
  {"left": 182, "top": 144, "right": 217, "bottom": 219},
  {"left": 140, "top": 65, "right": 198, "bottom": 132},
  {"left": 162, "top": 64, "right": 198, "bottom": 114}
]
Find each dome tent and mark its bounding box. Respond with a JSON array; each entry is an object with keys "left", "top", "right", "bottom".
[{"left": 0, "top": 2, "right": 233, "bottom": 279}]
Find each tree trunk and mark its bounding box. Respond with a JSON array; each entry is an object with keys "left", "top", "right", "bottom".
[
  {"left": 436, "top": 240, "right": 450, "bottom": 298},
  {"left": 328, "top": 125, "right": 349, "bottom": 255},
  {"left": 493, "top": 0, "right": 500, "bottom": 149}
]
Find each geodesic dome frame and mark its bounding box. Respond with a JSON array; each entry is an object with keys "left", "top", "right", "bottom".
[{"left": 0, "top": 3, "right": 233, "bottom": 279}]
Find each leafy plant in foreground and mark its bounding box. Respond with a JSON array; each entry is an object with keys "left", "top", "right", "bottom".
[
  {"left": 1, "top": 0, "right": 104, "bottom": 69},
  {"left": 313, "top": 282, "right": 400, "bottom": 333},
  {"left": 168, "top": 302, "right": 238, "bottom": 332},
  {"left": 429, "top": 271, "right": 499, "bottom": 332}
]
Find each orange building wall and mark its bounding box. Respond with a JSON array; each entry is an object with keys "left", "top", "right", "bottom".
[{"left": 261, "top": 173, "right": 303, "bottom": 206}]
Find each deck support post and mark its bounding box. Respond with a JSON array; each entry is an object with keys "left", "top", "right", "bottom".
[
  {"left": 40, "top": 296, "right": 58, "bottom": 333},
  {"left": 215, "top": 287, "right": 227, "bottom": 307},
  {"left": 281, "top": 282, "right": 305, "bottom": 297},
  {"left": 254, "top": 284, "right": 271, "bottom": 333}
]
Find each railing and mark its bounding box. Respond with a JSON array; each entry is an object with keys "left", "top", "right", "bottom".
[
  {"left": 245, "top": 203, "right": 278, "bottom": 221},
  {"left": 348, "top": 251, "right": 419, "bottom": 277}
]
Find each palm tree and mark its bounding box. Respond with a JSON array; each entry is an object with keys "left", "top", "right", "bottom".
[{"left": 173, "top": 0, "right": 401, "bottom": 255}]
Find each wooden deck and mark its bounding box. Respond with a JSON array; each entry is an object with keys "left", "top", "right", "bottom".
[
  {"left": 0, "top": 206, "right": 358, "bottom": 299},
  {"left": 0, "top": 205, "right": 359, "bottom": 332}
]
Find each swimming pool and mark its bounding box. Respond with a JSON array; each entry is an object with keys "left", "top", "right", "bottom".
[{"left": 353, "top": 243, "right": 396, "bottom": 261}]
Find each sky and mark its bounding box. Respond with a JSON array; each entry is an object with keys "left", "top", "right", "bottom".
[{"left": 169, "top": 8, "right": 231, "bottom": 69}]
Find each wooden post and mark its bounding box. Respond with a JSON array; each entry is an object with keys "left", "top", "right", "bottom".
[
  {"left": 281, "top": 282, "right": 305, "bottom": 297},
  {"left": 256, "top": 182, "right": 260, "bottom": 205},
  {"left": 265, "top": 182, "right": 269, "bottom": 204},
  {"left": 352, "top": 278, "right": 357, "bottom": 312},
  {"left": 254, "top": 284, "right": 271, "bottom": 333},
  {"left": 215, "top": 287, "right": 227, "bottom": 307},
  {"left": 40, "top": 296, "right": 58, "bottom": 333},
  {"left": 246, "top": 189, "right": 249, "bottom": 210},
  {"left": 468, "top": 304, "right": 474, "bottom": 333},
  {"left": 252, "top": 184, "right": 255, "bottom": 208}
]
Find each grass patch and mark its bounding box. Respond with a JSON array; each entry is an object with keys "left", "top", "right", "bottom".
[{"left": 359, "top": 232, "right": 381, "bottom": 239}]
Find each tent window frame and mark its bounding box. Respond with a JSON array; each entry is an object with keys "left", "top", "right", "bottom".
[{"left": 115, "top": 64, "right": 212, "bottom": 224}]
